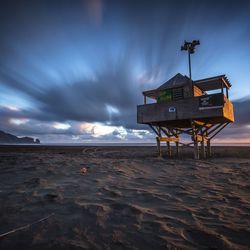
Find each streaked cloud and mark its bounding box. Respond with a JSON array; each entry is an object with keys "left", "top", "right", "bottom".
[
  {"left": 85, "top": 0, "right": 104, "bottom": 26},
  {"left": 9, "top": 118, "right": 29, "bottom": 126},
  {"left": 0, "top": 0, "right": 250, "bottom": 142},
  {"left": 53, "top": 122, "right": 71, "bottom": 130},
  {"left": 6, "top": 105, "right": 19, "bottom": 112}
]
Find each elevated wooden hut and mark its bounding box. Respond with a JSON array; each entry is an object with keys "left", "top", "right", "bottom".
[{"left": 137, "top": 73, "right": 234, "bottom": 159}]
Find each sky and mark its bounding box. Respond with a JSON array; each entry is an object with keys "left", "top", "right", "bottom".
[{"left": 0, "top": 0, "right": 250, "bottom": 143}]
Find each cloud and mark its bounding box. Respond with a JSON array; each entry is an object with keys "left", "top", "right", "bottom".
[
  {"left": 84, "top": 0, "right": 103, "bottom": 26},
  {"left": 1, "top": 96, "right": 250, "bottom": 143},
  {"left": 0, "top": 0, "right": 250, "bottom": 142},
  {"left": 233, "top": 97, "right": 250, "bottom": 125},
  {"left": 0, "top": 52, "right": 148, "bottom": 130},
  {"left": 53, "top": 122, "right": 71, "bottom": 130}
]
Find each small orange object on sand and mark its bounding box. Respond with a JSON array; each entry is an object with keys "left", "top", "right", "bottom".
[{"left": 80, "top": 167, "right": 87, "bottom": 174}]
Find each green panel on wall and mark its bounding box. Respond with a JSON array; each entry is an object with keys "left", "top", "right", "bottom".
[{"left": 157, "top": 89, "right": 172, "bottom": 102}]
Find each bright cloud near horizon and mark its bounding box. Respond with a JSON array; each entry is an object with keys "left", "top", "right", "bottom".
[{"left": 0, "top": 0, "right": 250, "bottom": 143}]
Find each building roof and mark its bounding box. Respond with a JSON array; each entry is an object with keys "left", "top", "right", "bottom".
[
  {"left": 143, "top": 73, "right": 190, "bottom": 98},
  {"left": 157, "top": 73, "right": 190, "bottom": 90},
  {"left": 194, "top": 75, "right": 231, "bottom": 91},
  {"left": 142, "top": 73, "right": 232, "bottom": 99}
]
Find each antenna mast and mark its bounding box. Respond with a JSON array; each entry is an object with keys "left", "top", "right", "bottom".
[{"left": 181, "top": 40, "right": 200, "bottom": 80}]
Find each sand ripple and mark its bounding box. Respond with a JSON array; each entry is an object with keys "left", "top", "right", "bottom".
[{"left": 0, "top": 146, "right": 249, "bottom": 249}]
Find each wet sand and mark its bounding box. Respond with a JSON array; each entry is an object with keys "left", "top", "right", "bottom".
[{"left": 0, "top": 145, "right": 249, "bottom": 249}]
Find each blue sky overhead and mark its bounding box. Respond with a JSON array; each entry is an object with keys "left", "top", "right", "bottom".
[{"left": 0, "top": 0, "right": 250, "bottom": 143}]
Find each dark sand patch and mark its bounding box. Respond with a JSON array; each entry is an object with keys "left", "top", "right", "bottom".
[{"left": 0, "top": 146, "right": 249, "bottom": 249}]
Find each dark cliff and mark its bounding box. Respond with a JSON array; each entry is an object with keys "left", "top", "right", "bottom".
[{"left": 0, "top": 130, "right": 40, "bottom": 144}]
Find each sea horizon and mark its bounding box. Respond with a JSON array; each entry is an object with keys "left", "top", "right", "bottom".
[{"left": 1, "top": 142, "right": 250, "bottom": 147}]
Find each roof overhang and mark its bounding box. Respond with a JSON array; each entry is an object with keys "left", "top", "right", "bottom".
[
  {"left": 142, "top": 89, "right": 158, "bottom": 99},
  {"left": 194, "top": 75, "right": 231, "bottom": 91}
]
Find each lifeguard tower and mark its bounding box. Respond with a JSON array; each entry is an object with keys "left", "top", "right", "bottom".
[{"left": 137, "top": 41, "right": 234, "bottom": 159}]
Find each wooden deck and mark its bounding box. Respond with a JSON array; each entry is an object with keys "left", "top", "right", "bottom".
[{"left": 137, "top": 93, "right": 234, "bottom": 128}]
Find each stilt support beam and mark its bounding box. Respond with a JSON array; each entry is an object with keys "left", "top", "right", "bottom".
[
  {"left": 156, "top": 136, "right": 179, "bottom": 157},
  {"left": 149, "top": 121, "right": 229, "bottom": 159}
]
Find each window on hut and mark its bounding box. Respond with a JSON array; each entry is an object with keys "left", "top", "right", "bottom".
[
  {"left": 157, "top": 89, "right": 172, "bottom": 103},
  {"left": 157, "top": 87, "right": 185, "bottom": 103}
]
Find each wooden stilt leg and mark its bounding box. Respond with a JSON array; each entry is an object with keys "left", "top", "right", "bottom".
[
  {"left": 156, "top": 137, "right": 159, "bottom": 156},
  {"left": 176, "top": 141, "right": 179, "bottom": 157},
  {"left": 201, "top": 135, "right": 205, "bottom": 159},
  {"left": 192, "top": 121, "right": 199, "bottom": 160},
  {"left": 156, "top": 137, "right": 162, "bottom": 157},
  {"left": 167, "top": 141, "right": 171, "bottom": 157},
  {"left": 207, "top": 139, "right": 211, "bottom": 158},
  {"left": 205, "top": 131, "right": 208, "bottom": 158},
  {"left": 159, "top": 140, "right": 162, "bottom": 157},
  {"left": 194, "top": 140, "right": 199, "bottom": 159}
]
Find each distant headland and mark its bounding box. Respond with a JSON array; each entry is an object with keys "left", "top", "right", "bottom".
[{"left": 0, "top": 130, "right": 40, "bottom": 144}]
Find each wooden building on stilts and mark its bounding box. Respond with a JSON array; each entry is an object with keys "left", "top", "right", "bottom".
[{"left": 137, "top": 73, "right": 234, "bottom": 159}]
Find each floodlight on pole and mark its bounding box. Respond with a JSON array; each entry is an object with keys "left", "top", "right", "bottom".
[{"left": 181, "top": 40, "right": 200, "bottom": 80}]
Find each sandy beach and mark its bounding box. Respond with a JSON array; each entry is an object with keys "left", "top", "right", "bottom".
[{"left": 0, "top": 145, "right": 249, "bottom": 249}]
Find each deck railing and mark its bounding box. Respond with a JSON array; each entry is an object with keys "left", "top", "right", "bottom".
[{"left": 137, "top": 93, "right": 233, "bottom": 124}]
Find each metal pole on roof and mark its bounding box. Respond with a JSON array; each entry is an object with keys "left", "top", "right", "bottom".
[
  {"left": 188, "top": 50, "right": 192, "bottom": 80},
  {"left": 181, "top": 40, "right": 200, "bottom": 80}
]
